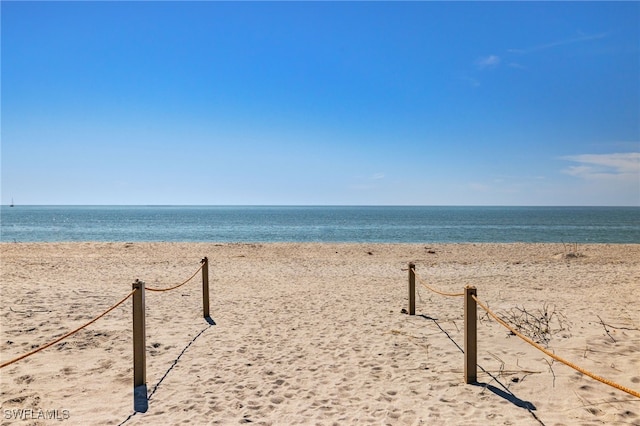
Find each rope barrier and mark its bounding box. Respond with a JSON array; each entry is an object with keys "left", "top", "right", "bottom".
[
  {"left": 0, "top": 289, "right": 136, "bottom": 369},
  {"left": 471, "top": 294, "right": 640, "bottom": 399},
  {"left": 414, "top": 270, "right": 464, "bottom": 298},
  {"left": 144, "top": 263, "right": 204, "bottom": 293}
]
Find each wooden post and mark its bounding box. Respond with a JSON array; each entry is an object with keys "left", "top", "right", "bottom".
[
  {"left": 132, "top": 279, "right": 146, "bottom": 388},
  {"left": 408, "top": 262, "right": 416, "bottom": 315},
  {"left": 464, "top": 285, "right": 477, "bottom": 384},
  {"left": 201, "top": 257, "right": 210, "bottom": 319}
]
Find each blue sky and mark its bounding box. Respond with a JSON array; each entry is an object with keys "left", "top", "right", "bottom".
[{"left": 1, "top": 1, "right": 638, "bottom": 206}]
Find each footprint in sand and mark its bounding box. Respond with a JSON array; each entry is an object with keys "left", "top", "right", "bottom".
[
  {"left": 270, "top": 396, "right": 284, "bottom": 404},
  {"left": 15, "top": 375, "right": 34, "bottom": 384},
  {"left": 60, "top": 366, "right": 74, "bottom": 375}
]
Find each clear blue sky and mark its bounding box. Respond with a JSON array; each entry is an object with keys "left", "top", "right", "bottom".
[{"left": 2, "top": 1, "right": 638, "bottom": 206}]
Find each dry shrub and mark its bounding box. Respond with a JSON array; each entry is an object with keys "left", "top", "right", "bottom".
[{"left": 498, "top": 303, "right": 571, "bottom": 346}]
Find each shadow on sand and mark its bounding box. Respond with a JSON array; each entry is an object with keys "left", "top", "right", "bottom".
[
  {"left": 119, "top": 317, "right": 216, "bottom": 425},
  {"left": 471, "top": 382, "right": 537, "bottom": 410},
  {"left": 418, "top": 314, "right": 544, "bottom": 424}
]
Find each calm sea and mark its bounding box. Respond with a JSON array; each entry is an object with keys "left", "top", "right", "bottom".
[{"left": 0, "top": 206, "right": 638, "bottom": 243}]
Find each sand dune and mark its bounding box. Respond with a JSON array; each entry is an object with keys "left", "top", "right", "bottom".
[{"left": 1, "top": 243, "right": 639, "bottom": 425}]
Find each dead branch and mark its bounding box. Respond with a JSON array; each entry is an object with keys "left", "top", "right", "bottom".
[
  {"left": 596, "top": 315, "right": 616, "bottom": 343},
  {"left": 544, "top": 358, "right": 556, "bottom": 388}
]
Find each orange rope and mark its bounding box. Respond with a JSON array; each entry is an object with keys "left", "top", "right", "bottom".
[
  {"left": 145, "top": 263, "right": 203, "bottom": 292},
  {"left": 413, "top": 270, "right": 464, "bottom": 297},
  {"left": 0, "top": 290, "right": 135, "bottom": 369},
  {"left": 472, "top": 294, "right": 640, "bottom": 399}
]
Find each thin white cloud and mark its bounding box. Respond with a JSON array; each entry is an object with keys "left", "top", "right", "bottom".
[
  {"left": 507, "top": 62, "right": 526, "bottom": 70},
  {"left": 509, "top": 32, "right": 608, "bottom": 55},
  {"left": 348, "top": 172, "right": 385, "bottom": 191},
  {"left": 472, "top": 32, "right": 606, "bottom": 83},
  {"left": 561, "top": 152, "right": 640, "bottom": 180},
  {"left": 476, "top": 55, "right": 501, "bottom": 69}
]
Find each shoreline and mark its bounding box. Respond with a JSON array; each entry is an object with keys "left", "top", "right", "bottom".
[
  {"left": 3, "top": 240, "right": 639, "bottom": 245},
  {"left": 1, "top": 242, "right": 639, "bottom": 424}
]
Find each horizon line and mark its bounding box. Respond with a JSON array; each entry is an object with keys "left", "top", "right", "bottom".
[{"left": 2, "top": 204, "right": 639, "bottom": 208}]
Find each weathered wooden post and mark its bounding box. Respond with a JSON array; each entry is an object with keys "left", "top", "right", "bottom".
[
  {"left": 464, "top": 285, "right": 477, "bottom": 384},
  {"left": 132, "top": 279, "right": 146, "bottom": 388},
  {"left": 408, "top": 262, "right": 416, "bottom": 315},
  {"left": 201, "top": 257, "right": 210, "bottom": 319}
]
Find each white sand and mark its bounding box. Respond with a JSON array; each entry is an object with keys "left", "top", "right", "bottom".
[{"left": 1, "top": 243, "right": 639, "bottom": 425}]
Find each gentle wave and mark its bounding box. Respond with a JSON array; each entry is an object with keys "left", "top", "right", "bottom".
[{"left": 1, "top": 206, "right": 638, "bottom": 243}]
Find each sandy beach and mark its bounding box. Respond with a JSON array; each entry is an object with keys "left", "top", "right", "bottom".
[{"left": 1, "top": 242, "right": 639, "bottom": 425}]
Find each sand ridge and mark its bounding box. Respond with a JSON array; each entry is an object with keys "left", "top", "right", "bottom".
[{"left": 1, "top": 243, "right": 639, "bottom": 425}]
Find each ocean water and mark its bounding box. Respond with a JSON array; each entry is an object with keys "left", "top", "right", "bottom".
[{"left": 0, "top": 206, "right": 638, "bottom": 243}]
